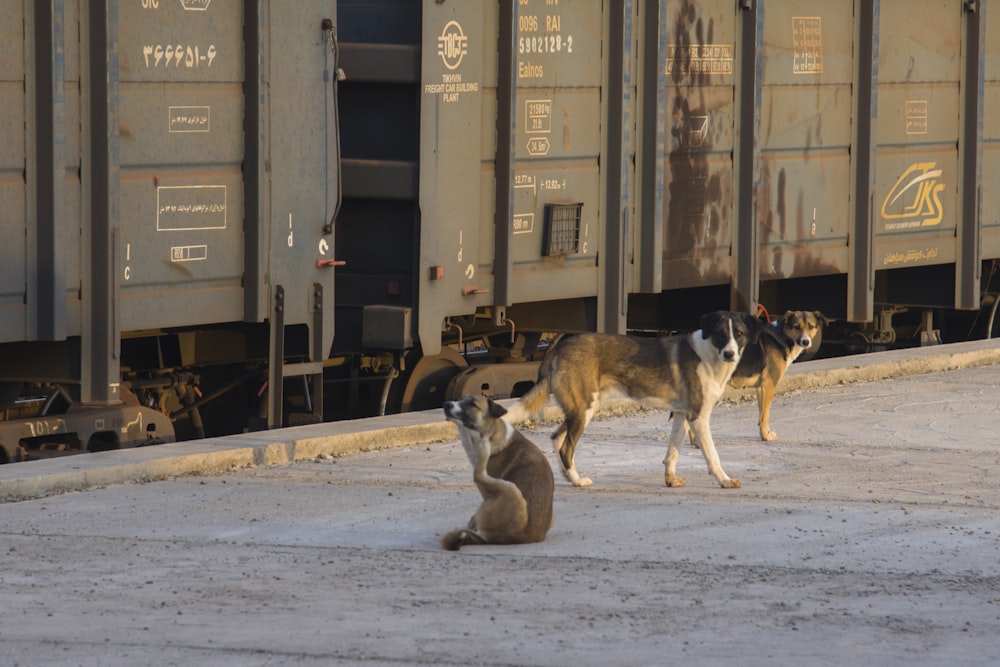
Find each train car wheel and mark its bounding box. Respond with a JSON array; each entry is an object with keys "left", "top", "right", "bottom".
[
  {"left": 844, "top": 330, "right": 872, "bottom": 355},
  {"left": 399, "top": 348, "right": 468, "bottom": 413}
]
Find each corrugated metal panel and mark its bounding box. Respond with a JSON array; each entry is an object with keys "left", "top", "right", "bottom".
[
  {"left": 416, "top": 0, "right": 611, "bottom": 352},
  {"left": 416, "top": 0, "right": 489, "bottom": 355},
  {"left": 498, "top": 0, "right": 605, "bottom": 301},
  {"left": 505, "top": 0, "right": 607, "bottom": 310},
  {"left": 0, "top": 1, "right": 336, "bottom": 403},
  {"left": 873, "top": 0, "right": 961, "bottom": 270},
  {"left": 757, "top": 1, "right": 853, "bottom": 280},
  {"left": 258, "top": 2, "right": 339, "bottom": 351},
  {"left": 0, "top": 0, "right": 28, "bottom": 342},
  {"left": 661, "top": 0, "right": 739, "bottom": 290},
  {"left": 115, "top": 1, "right": 247, "bottom": 330},
  {"left": 107, "top": 1, "right": 336, "bottom": 340},
  {"left": 982, "top": 0, "right": 1000, "bottom": 260}
]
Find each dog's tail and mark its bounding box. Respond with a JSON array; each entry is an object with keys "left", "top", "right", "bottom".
[
  {"left": 501, "top": 371, "right": 551, "bottom": 425},
  {"left": 441, "top": 528, "right": 488, "bottom": 551}
]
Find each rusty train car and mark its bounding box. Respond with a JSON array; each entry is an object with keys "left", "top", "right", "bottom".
[{"left": 1, "top": 0, "right": 997, "bottom": 462}]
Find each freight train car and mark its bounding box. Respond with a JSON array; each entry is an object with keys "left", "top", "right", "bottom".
[
  {"left": 0, "top": 1, "right": 338, "bottom": 461},
  {"left": 2, "top": 0, "right": 997, "bottom": 462},
  {"left": 328, "top": 0, "right": 999, "bottom": 418}
]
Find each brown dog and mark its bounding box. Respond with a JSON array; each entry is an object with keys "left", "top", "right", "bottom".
[
  {"left": 728, "top": 310, "right": 828, "bottom": 441},
  {"left": 442, "top": 395, "right": 554, "bottom": 550}
]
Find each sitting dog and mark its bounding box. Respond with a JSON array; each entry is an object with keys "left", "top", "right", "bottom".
[
  {"left": 442, "top": 395, "right": 554, "bottom": 550},
  {"left": 503, "top": 310, "right": 761, "bottom": 489},
  {"left": 728, "top": 310, "right": 827, "bottom": 441}
]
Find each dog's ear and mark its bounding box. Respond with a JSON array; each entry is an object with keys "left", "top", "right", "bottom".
[
  {"left": 699, "top": 310, "right": 722, "bottom": 339},
  {"left": 813, "top": 311, "right": 829, "bottom": 327},
  {"left": 487, "top": 398, "right": 507, "bottom": 419},
  {"left": 742, "top": 311, "right": 763, "bottom": 343},
  {"left": 783, "top": 310, "right": 796, "bottom": 325}
]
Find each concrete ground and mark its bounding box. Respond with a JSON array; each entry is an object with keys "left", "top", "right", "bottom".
[{"left": 1, "top": 340, "right": 999, "bottom": 666}]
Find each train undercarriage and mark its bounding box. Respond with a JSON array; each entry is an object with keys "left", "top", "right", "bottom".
[{"left": 2, "top": 283, "right": 998, "bottom": 466}]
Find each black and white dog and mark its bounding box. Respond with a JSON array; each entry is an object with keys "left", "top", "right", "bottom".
[{"left": 503, "top": 311, "right": 761, "bottom": 489}]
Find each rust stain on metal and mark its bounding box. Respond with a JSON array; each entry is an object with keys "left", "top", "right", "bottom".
[{"left": 663, "top": 0, "right": 733, "bottom": 288}]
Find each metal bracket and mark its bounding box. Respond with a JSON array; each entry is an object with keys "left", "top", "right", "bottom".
[{"left": 268, "top": 284, "right": 326, "bottom": 429}]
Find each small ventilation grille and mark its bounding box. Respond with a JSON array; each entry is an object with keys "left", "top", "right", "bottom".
[{"left": 542, "top": 203, "right": 583, "bottom": 256}]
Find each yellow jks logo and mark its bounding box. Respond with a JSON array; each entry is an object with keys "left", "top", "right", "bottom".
[{"left": 880, "top": 162, "right": 945, "bottom": 228}]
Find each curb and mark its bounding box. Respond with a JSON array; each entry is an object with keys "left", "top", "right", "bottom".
[
  {"left": 3, "top": 338, "right": 1000, "bottom": 501},
  {"left": 0, "top": 414, "right": 458, "bottom": 502}
]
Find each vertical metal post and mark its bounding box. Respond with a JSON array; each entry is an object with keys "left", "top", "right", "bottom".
[
  {"left": 600, "top": 0, "right": 631, "bottom": 334},
  {"left": 732, "top": 0, "right": 761, "bottom": 314},
  {"left": 269, "top": 285, "right": 285, "bottom": 429},
  {"left": 82, "top": 0, "right": 120, "bottom": 405},
  {"left": 956, "top": 0, "right": 985, "bottom": 310},
  {"left": 244, "top": 0, "right": 266, "bottom": 322},
  {"left": 494, "top": 1, "right": 518, "bottom": 307},
  {"left": 637, "top": 0, "right": 666, "bottom": 295},
  {"left": 847, "top": 0, "right": 878, "bottom": 323},
  {"left": 310, "top": 283, "right": 325, "bottom": 422},
  {"left": 33, "top": 0, "right": 67, "bottom": 342}
]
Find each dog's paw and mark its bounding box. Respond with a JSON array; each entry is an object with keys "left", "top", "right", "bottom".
[
  {"left": 441, "top": 529, "right": 466, "bottom": 551},
  {"left": 761, "top": 430, "right": 777, "bottom": 442},
  {"left": 665, "top": 474, "right": 686, "bottom": 488},
  {"left": 719, "top": 478, "right": 742, "bottom": 489},
  {"left": 565, "top": 469, "right": 593, "bottom": 487},
  {"left": 442, "top": 528, "right": 487, "bottom": 550}
]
